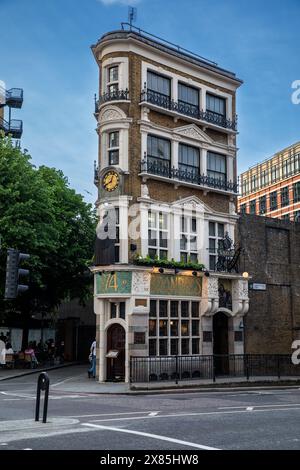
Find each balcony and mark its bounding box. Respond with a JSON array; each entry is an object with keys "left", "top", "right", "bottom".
[
  {"left": 0, "top": 87, "right": 23, "bottom": 109},
  {"left": 0, "top": 116, "right": 23, "bottom": 139},
  {"left": 140, "top": 89, "right": 237, "bottom": 133},
  {"left": 140, "top": 157, "right": 238, "bottom": 194},
  {"left": 95, "top": 89, "right": 129, "bottom": 113}
]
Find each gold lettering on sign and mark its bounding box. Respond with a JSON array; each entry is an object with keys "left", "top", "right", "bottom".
[{"left": 106, "top": 273, "right": 118, "bottom": 291}]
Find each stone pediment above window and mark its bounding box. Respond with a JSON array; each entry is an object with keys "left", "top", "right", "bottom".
[
  {"left": 171, "top": 195, "right": 213, "bottom": 215},
  {"left": 99, "top": 105, "right": 127, "bottom": 123},
  {"left": 173, "top": 124, "right": 213, "bottom": 145}
]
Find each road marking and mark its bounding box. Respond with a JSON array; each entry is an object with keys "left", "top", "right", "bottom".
[
  {"left": 246, "top": 407, "right": 254, "bottom": 411},
  {"left": 87, "top": 406, "right": 300, "bottom": 424},
  {"left": 0, "top": 443, "right": 8, "bottom": 446},
  {"left": 51, "top": 375, "right": 83, "bottom": 387},
  {"left": 23, "top": 448, "right": 32, "bottom": 450},
  {"left": 68, "top": 411, "right": 160, "bottom": 419},
  {"left": 82, "top": 423, "right": 220, "bottom": 450},
  {"left": 149, "top": 412, "right": 158, "bottom": 417},
  {"left": 0, "top": 391, "right": 35, "bottom": 399},
  {"left": 219, "top": 403, "right": 300, "bottom": 410}
]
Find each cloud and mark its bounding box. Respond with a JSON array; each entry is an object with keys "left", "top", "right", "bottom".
[{"left": 98, "top": 0, "right": 141, "bottom": 5}]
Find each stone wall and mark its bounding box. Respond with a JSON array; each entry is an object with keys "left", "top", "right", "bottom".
[{"left": 238, "top": 215, "right": 300, "bottom": 354}]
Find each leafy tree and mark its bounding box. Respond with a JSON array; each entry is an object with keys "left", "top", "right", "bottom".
[{"left": 0, "top": 135, "right": 96, "bottom": 328}]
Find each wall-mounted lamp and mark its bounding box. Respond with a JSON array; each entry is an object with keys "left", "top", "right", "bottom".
[
  {"left": 242, "top": 272, "right": 249, "bottom": 279},
  {"left": 204, "top": 271, "right": 210, "bottom": 277},
  {"left": 192, "top": 271, "right": 198, "bottom": 277},
  {"left": 159, "top": 268, "right": 164, "bottom": 274}
]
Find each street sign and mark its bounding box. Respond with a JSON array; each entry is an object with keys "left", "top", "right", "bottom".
[{"left": 249, "top": 283, "right": 267, "bottom": 291}]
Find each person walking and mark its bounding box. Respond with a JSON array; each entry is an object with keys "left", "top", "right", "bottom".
[{"left": 88, "top": 339, "right": 96, "bottom": 379}]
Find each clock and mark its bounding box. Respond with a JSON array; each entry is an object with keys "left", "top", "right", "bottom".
[{"left": 102, "top": 170, "right": 120, "bottom": 192}]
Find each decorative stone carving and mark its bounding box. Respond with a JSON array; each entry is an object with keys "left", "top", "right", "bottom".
[
  {"left": 141, "top": 106, "right": 150, "bottom": 122},
  {"left": 174, "top": 124, "right": 213, "bottom": 144},
  {"left": 141, "top": 184, "right": 150, "bottom": 199},
  {"left": 132, "top": 271, "right": 151, "bottom": 296},
  {"left": 99, "top": 106, "right": 126, "bottom": 123}
]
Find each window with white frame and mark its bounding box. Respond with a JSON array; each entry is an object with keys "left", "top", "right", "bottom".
[
  {"left": 107, "top": 65, "right": 119, "bottom": 94},
  {"left": 180, "top": 215, "right": 198, "bottom": 263},
  {"left": 148, "top": 211, "right": 168, "bottom": 259},
  {"left": 178, "top": 83, "right": 199, "bottom": 113},
  {"left": 179, "top": 144, "right": 200, "bottom": 176},
  {"left": 108, "top": 131, "right": 119, "bottom": 166},
  {"left": 147, "top": 135, "right": 171, "bottom": 169},
  {"left": 206, "top": 93, "right": 226, "bottom": 118},
  {"left": 148, "top": 300, "right": 200, "bottom": 357},
  {"left": 208, "top": 222, "right": 225, "bottom": 271},
  {"left": 147, "top": 71, "right": 171, "bottom": 99},
  {"left": 207, "top": 152, "right": 227, "bottom": 182}
]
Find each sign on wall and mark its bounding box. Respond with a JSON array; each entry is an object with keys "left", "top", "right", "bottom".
[
  {"left": 96, "top": 271, "right": 132, "bottom": 295},
  {"left": 150, "top": 274, "right": 202, "bottom": 297}
]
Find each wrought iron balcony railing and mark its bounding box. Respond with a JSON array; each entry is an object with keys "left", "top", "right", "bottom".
[
  {"left": 0, "top": 116, "right": 23, "bottom": 139},
  {"left": 95, "top": 89, "right": 129, "bottom": 113},
  {"left": 141, "top": 157, "right": 238, "bottom": 193},
  {"left": 140, "top": 89, "right": 237, "bottom": 131}
]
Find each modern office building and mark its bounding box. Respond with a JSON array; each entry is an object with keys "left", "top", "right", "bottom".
[
  {"left": 91, "top": 25, "right": 249, "bottom": 383},
  {"left": 238, "top": 141, "right": 300, "bottom": 222}
]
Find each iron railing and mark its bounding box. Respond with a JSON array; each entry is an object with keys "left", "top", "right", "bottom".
[
  {"left": 130, "top": 354, "right": 300, "bottom": 383},
  {"left": 95, "top": 89, "right": 129, "bottom": 112},
  {"left": 141, "top": 157, "right": 238, "bottom": 193},
  {"left": 141, "top": 89, "right": 237, "bottom": 131}
]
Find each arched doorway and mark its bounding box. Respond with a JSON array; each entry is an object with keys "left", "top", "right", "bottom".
[
  {"left": 106, "top": 324, "right": 125, "bottom": 381},
  {"left": 213, "top": 311, "right": 229, "bottom": 375}
]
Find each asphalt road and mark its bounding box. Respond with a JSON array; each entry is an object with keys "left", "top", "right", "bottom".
[{"left": 1, "top": 366, "right": 300, "bottom": 450}]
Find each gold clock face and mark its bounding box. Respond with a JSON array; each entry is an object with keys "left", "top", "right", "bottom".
[{"left": 102, "top": 171, "right": 120, "bottom": 192}]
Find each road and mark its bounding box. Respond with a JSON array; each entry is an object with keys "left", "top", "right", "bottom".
[{"left": 1, "top": 366, "right": 300, "bottom": 450}]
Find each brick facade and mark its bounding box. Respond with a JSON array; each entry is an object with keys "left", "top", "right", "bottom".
[{"left": 238, "top": 214, "right": 300, "bottom": 354}]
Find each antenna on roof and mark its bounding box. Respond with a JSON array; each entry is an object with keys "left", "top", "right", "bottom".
[{"left": 128, "top": 6, "right": 137, "bottom": 29}]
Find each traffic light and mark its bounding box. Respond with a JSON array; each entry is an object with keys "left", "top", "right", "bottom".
[{"left": 4, "top": 248, "right": 30, "bottom": 300}]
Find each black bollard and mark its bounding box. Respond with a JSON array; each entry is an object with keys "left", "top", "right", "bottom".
[{"left": 35, "top": 372, "right": 50, "bottom": 423}]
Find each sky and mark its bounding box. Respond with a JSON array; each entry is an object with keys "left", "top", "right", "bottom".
[{"left": 0, "top": 0, "right": 299, "bottom": 203}]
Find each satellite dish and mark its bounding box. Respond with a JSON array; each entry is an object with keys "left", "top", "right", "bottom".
[{"left": 128, "top": 6, "right": 137, "bottom": 27}]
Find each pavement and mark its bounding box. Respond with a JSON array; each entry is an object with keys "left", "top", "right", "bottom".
[
  {"left": 1, "top": 364, "right": 300, "bottom": 394},
  {"left": 1, "top": 366, "right": 300, "bottom": 450}
]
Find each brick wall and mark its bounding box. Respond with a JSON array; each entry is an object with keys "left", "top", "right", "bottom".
[{"left": 238, "top": 214, "right": 300, "bottom": 354}]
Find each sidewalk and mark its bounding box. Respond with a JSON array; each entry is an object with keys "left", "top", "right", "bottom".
[
  {"left": 0, "top": 362, "right": 80, "bottom": 381},
  {"left": 1, "top": 364, "right": 300, "bottom": 394}
]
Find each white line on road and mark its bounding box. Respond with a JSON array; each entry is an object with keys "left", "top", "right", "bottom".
[
  {"left": 87, "top": 406, "right": 300, "bottom": 424},
  {"left": 82, "top": 423, "right": 220, "bottom": 450},
  {"left": 246, "top": 407, "right": 254, "bottom": 411},
  {"left": 51, "top": 375, "right": 83, "bottom": 387},
  {"left": 219, "top": 403, "right": 300, "bottom": 410},
  {"left": 149, "top": 412, "right": 158, "bottom": 417},
  {"left": 68, "top": 411, "right": 160, "bottom": 419}
]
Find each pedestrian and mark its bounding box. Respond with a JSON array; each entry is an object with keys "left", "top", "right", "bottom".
[
  {"left": 88, "top": 339, "right": 96, "bottom": 379},
  {"left": 0, "top": 336, "right": 6, "bottom": 367}
]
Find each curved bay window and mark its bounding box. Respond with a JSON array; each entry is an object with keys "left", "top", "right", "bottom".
[
  {"left": 108, "top": 131, "right": 119, "bottom": 166},
  {"left": 147, "top": 135, "right": 171, "bottom": 170},
  {"left": 107, "top": 65, "right": 119, "bottom": 94},
  {"left": 148, "top": 300, "right": 200, "bottom": 357},
  {"left": 179, "top": 144, "right": 200, "bottom": 177}
]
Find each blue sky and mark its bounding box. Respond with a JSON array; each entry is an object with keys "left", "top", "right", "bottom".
[{"left": 0, "top": 0, "right": 299, "bottom": 202}]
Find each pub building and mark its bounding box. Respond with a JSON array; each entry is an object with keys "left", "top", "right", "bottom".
[{"left": 91, "top": 25, "right": 249, "bottom": 383}]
